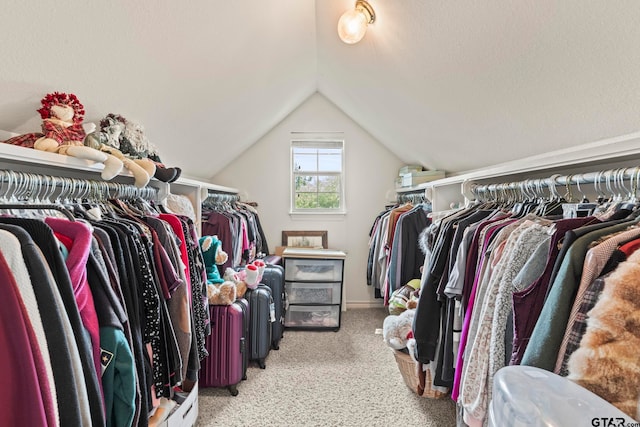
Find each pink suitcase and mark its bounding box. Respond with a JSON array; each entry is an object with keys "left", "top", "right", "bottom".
[{"left": 198, "top": 301, "right": 246, "bottom": 396}]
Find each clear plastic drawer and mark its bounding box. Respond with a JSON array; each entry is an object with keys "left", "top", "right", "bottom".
[
  {"left": 284, "top": 258, "right": 343, "bottom": 282},
  {"left": 285, "top": 282, "right": 341, "bottom": 305},
  {"left": 284, "top": 305, "right": 340, "bottom": 328}
]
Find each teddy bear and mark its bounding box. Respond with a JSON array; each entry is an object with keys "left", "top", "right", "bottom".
[
  {"left": 382, "top": 308, "right": 416, "bottom": 350},
  {"left": 223, "top": 268, "right": 248, "bottom": 299},
  {"left": 2, "top": 92, "right": 125, "bottom": 182},
  {"left": 199, "top": 235, "right": 236, "bottom": 305}
]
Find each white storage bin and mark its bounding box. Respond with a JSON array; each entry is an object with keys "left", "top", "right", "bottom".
[
  {"left": 286, "top": 282, "right": 341, "bottom": 305},
  {"left": 400, "top": 170, "right": 445, "bottom": 187},
  {"left": 284, "top": 305, "right": 340, "bottom": 328},
  {"left": 489, "top": 366, "right": 635, "bottom": 427},
  {"left": 284, "top": 258, "right": 343, "bottom": 282}
]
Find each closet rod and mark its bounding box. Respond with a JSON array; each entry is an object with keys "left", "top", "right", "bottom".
[
  {"left": 203, "top": 191, "right": 240, "bottom": 203},
  {"left": 0, "top": 169, "right": 159, "bottom": 202},
  {"left": 471, "top": 166, "right": 640, "bottom": 197},
  {"left": 397, "top": 191, "right": 429, "bottom": 204}
]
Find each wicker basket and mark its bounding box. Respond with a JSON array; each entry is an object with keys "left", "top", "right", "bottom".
[{"left": 392, "top": 349, "right": 448, "bottom": 399}]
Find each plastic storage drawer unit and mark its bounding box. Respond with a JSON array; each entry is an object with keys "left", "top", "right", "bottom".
[
  {"left": 285, "top": 282, "right": 341, "bottom": 305},
  {"left": 489, "top": 365, "right": 636, "bottom": 427},
  {"left": 284, "top": 258, "right": 343, "bottom": 282},
  {"left": 284, "top": 305, "right": 340, "bottom": 329},
  {"left": 282, "top": 248, "right": 346, "bottom": 331}
]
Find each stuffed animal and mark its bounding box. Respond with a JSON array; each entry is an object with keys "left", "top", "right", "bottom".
[
  {"left": 222, "top": 260, "right": 264, "bottom": 298},
  {"left": 388, "top": 278, "right": 421, "bottom": 315},
  {"left": 200, "top": 235, "right": 228, "bottom": 283},
  {"left": 84, "top": 113, "right": 156, "bottom": 187},
  {"left": 382, "top": 308, "right": 416, "bottom": 350},
  {"left": 206, "top": 280, "right": 237, "bottom": 306},
  {"left": 97, "top": 113, "right": 181, "bottom": 183},
  {"left": 2, "top": 92, "right": 125, "bottom": 182},
  {"left": 223, "top": 267, "right": 248, "bottom": 299},
  {"left": 200, "top": 235, "right": 236, "bottom": 305}
]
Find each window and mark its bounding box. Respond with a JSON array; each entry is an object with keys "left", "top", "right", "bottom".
[{"left": 291, "top": 138, "right": 345, "bottom": 213}]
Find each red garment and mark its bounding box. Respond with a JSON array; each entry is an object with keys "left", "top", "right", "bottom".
[
  {"left": 53, "top": 231, "right": 73, "bottom": 252},
  {"left": 619, "top": 237, "right": 640, "bottom": 257},
  {"left": 0, "top": 253, "right": 51, "bottom": 426}
]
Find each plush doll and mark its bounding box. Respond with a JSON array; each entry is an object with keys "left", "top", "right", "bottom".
[
  {"left": 84, "top": 113, "right": 155, "bottom": 187},
  {"left": 199, "top": 235, "right": 236, "bottom": 305},
  {"left": 100, "top": 113, "right": 181, "bottom": 183},
  {"left": 223, "top": 267, "right": 248, "bottom": 299},
  {"left": 222, "top": 261, "right": 263, "bottom": 297},
  {"left": 382, "top": 308, "right": 416, "bottom": 350},
  {"left": 206, "top": 280, "right": 237, "bottom": 306},
  {"left": 2, "top": 92, "right": 124, "bottom": 181},
  {"left": 388, "top": 278, "right": 421, "bottom": 315}
]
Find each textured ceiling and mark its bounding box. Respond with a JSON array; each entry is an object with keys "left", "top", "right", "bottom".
[
  {"left": 317, "top": 0, "right": 640, "bottom": 174},
  {"left": 1, "top": 1, "right": 639, "bottom": 179}
]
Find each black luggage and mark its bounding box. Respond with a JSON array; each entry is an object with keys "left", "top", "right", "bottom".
[
  {"left": 261, "top": 264, "right": 286, "bottom": 350},
  {"left": 244, "top": 284, "right": 273, "bottom": 369},
  {"left": 236, "top": 298, "right": 250, "bottom": 380}
]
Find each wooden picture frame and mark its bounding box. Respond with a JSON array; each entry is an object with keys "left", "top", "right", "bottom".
[{"left": 282, "top": 230, "right": 328, "bottom": 249}]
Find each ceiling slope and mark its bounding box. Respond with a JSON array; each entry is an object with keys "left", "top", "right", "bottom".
[
  {"left": 316, "top": 0, "right": 640, "bottom": 174},
  {"left": 1, "top": 1, "right": 639, "bottom": 179},
  {"left": 0, "top": 0, "right": 317, "bottom": 180}
]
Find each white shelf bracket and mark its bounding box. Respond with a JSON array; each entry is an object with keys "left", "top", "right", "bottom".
[{"left": 461, "top": 179, "right": 476, "bottom": 204}]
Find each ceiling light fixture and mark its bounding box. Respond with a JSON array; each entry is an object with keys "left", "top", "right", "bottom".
[{"left": 337, "top": 0, "right": 376, "bottom": 45}]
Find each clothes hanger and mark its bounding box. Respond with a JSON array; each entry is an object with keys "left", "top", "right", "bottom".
[{"left": 0, "top": 171, "right": 76, "bottom": 221}]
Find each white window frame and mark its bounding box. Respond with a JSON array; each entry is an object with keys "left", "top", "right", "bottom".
[{"left": 290, "top": 137, "right": 346, "bottom": 215}]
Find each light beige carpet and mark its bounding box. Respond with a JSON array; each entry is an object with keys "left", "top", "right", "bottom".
[{"left": 196, "top": 307, "right": 456, "bottom": 427}]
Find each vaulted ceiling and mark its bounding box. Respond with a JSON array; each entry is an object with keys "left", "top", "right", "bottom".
[{"left": 1, "top": 1, "right": 639, "bottom": 180}]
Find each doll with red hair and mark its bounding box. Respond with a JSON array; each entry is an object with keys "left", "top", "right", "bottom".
[{"left": 3, "top": 92, "right": 126, "bottom": 182}]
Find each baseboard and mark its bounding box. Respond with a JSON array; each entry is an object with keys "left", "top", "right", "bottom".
[{"left": 346, "top": 301, "right": 385, "bottom": 309}]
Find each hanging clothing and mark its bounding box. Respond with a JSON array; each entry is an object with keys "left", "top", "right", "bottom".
[{"left": 0, "top": 197, "right": 212, "bottom": 427}]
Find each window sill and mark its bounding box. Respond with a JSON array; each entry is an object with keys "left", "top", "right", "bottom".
[{"left": 289, "top": 211, "right": 347, "bottom": 220}]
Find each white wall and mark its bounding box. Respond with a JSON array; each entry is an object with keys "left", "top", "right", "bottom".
[
  {"left": 0, "top": 0, "right": 317, "bottom": 181},
  {"left": 213, "top": 92, "right": 405, "bottom": 308}
]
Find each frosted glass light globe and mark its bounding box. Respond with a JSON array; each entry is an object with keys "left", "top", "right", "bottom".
[{"left": 337, "top": 9, "right": 368, "bottom": 44}]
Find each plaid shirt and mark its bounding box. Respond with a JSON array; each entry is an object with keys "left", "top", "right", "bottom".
[{"left": 557, "top": 272, "right": 608, "bottom": 376}]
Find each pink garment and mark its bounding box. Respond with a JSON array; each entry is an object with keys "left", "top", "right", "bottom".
[
  {"left": 451, "top": 222, "right": 514, "bottom": 401},
  {"left": 0, "top": 253, "right": 52, "bottom": 426},
  {"left": 240, "top": 217, "right": 250, "bottom": 254},
  {"left": 45, "top": 217, "right": 102, "bottom": 399}
]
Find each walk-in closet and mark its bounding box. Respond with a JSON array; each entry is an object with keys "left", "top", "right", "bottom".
[{"left": 1, "top": 1, "right": 640, "bottom": 426}]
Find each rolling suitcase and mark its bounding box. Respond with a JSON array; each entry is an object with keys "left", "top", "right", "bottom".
[
  {"left": 198, "top": 300, "right": 247, "bottom": 396},
  {"left": 235, "top": 298, "right": 250, "bottom": 380},
  {"left": 244, "top": 284, "right": 273, "bottom": 369},
  {"left": 261, "top": 264, "right": 286, "bottom": 350}
]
